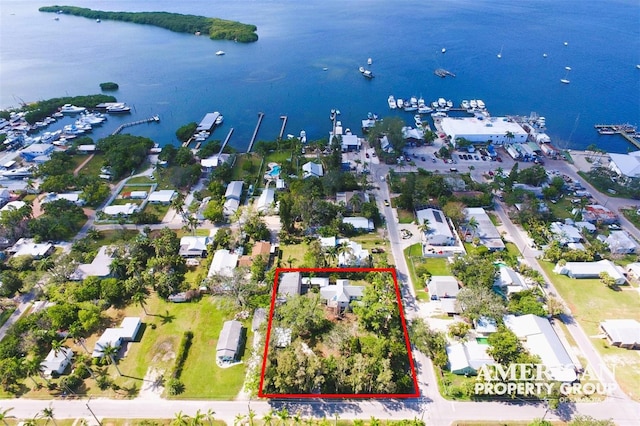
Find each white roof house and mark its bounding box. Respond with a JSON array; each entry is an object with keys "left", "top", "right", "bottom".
[
  {"left": 603, "top": 231, "right": 637, "bottom": 254},
  {"left": 342, "top": 216, "right": 374, "bottom": 231},
  {"left": 550, "top": 222, "right": 583, "bottom": 245},
  {"left": 608, "top": 151, "right": 640, "bottom": 179},
  {"left": 179, "top": 236, "right": 211, "bottom": 257},
  {"left": 125, "top": 191, "right": 148, "bottom": 200},
  {"left": 320, "top": 236, "right": 337, "bottom": 248},
  {"left": 495, "top": 265, "right": 528, "bottom": 295},
  {"left": 223, "top": 198, "right": 240, "bottom": 216},
  {"left": 337, "top": 240, "right": 370, "bottom": 266},
  {"left": 320, "top": 279, "right": 364, "bottom": 309},
  {"left": 70, "top": 245, "right": 114, "bottom": 280},
  {"left": 148, "top": 190, "right": 176, "bottom": 204},
  {"left": 201, "top": 154, "right": 230, "bottom": 170},
  {"left": 427, "top": 276, "right": 459, "bottom": 300},
  {"left": 41, "top": 192, "right": 84, "bottom": 206},
  {"left": 416, "top": 208, "right": 455, "bottom": 247},
  {"left": 574, "top": 221, "right": 597, "bottom": 233},
  {"left": 446, "top": 341, "right": 494, "bottom": 375},
  {"left": 440, "top": 116, "right": 528, "bottom": 145},
  {"left": 463, "top": 208, "right": 505, "bottom": 251},
  {"left": 256, "top": 187, "right": 275, "bottom": 213},
  {"left": 208, "top": 249, "right": 239, "bottom": 278},
  {"left": 0, "top": 200, "right": 26, "bottom": 214},
  {"left": 225, "top": 181, "right": 243, "bottom": 201},
  {"left": 626, "top": 262, "right": 640, "bottom": 279},
  {"left": 504, "top": 314, "right": 577, "bottom": 382},
  {"left": 217, "top": 320, "right": 243, "bottom": 363},
  {"left": 553, "top": 259, "right": 626, "bottom": 285},
  {"left": 302, "top": 162, "right": 324, "bottom": 178},
  {"left": 8, "top": 238, "right": 54, "bottom": 259},
  {"left": 340, "top": 134, "right": 361, "bottom": 152},
  {"left": 600, "top": 319, "right": 640, "bottom": 349},
  {"left": 41, "top": 347, "right": 74, "bottom": 377},
  {"left": 475, "top": 316, "right": 498, "bottom": 336},
  {"left": 103, "top": 203, "right": 137, "bottom": 216},
  {"left": 302, "top": 277, "right": 330, "bottom": 288},
  {"left": 92, "top": 317, "right": 141, "bottom": 358}
]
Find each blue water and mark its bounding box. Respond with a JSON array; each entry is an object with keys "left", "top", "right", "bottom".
[
  {"left": 1, "top": 0, "right": 638, "bottom": 153},
  {"left": 268, "top": 165, "right": 281, "bottom": 177}
]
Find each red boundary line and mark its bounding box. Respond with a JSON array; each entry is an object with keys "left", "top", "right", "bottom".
[{"left": 257, "top": 267, "right": 420, "bottom": 399}]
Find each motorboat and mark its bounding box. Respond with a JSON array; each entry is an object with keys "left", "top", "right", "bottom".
[
  {"left": 446, "top": 100, "right": 453, "bottom": 108},
  {"left": 437, "top": 98, "right": 447, "bottom": 108},
  {"left": 106, "top": 103, "right": 131, "bottom": 113},
  {"left": 497, "top": 45, "right": 503, "bottom": 59},
  {"left": 477, "top": 100, "right": 486, "bottom": 109},
  {"left": 560, "top": 67, "right": 571, "bottom": 84},
  {"left": 431, "top": 101, "right": 439, "bottom": 109},
  {"left": 388, "top": 95, "right": 397, "bottom": 109},
  {"left": 441, "top": 48, "right": 446, "bottom": 53},
  {"left": 79, "top": 112, "right": 106, "bottom": 125},
  {"left": 543, "top": 53, "right": 548, "bottom": 58},
  {"left": 362, "top": 69, "right": 374, "bottom": 79},
  {"left": 60, "top": 104, "right": 86, "bottom": 114},
  {"left": 410, "top": 96, "right": 418, "bottom": 108},
  {"left": 359, "top": 66, "right": 365, "bottom": 73},
  {"left": 636, "top": 64, "right": 640, "bottom": 70},
  {"left": 215, "top": 115, "right": 224, "bottom": 125},
  {"left": 216, "top": 50, "right": 225, "bottom": 56},
  {"left": 469, "top": 99, "right": 478, "bottom": 109},
  {"left": 461, "top": 100, "right": 470, "bottom": 109},
  {"left": 397, "top": 99, "right": 404, "bottom": 109},
  {"left": 367, "top": 58, "right": 372, "bottom": 65},
  {"left": 431, "top": 112, "right": 447, "bottom": 118},
  {"left": 96, "top": 18, "right": 101, "bottom": 23},
  {"left": 418, "top": 97, "right": 426, "bottom": 108},
  {"left": 418, "top": 105, "right": 432, "bottom": 114},
  {"left": 414, "top": 114, "right": 422, "bottom": 127},
  {"left": 300, "top": 130, "right": 307, "bottom": 144}
]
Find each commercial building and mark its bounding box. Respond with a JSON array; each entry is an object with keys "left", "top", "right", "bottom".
[{"left": 440, "top": 116, "right": 528, "bottom": 145}]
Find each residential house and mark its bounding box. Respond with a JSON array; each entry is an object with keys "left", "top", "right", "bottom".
[
  {"left": 549, "top": 222, "right": 584, "bottom": 246},
  {"left": 599, "top": 319, "right": 640, "bottom": 349},
  {"left": 216, "top": 320, "right": 244, "bottom": 364},
  {"left": 200, "top": 154, "right": 230, "bottom": 173},
  {"left": 340, "top": 134, "right": 361, "bottom": 152},
  {"left": 446, "top": 341, "right": 494, "bottom": 375},
  {"left": 41, "top": 347, "right": 74, "bottom": 377},
  {"left": 122, "top": 191, "right": 148, "bottom": 200},
  {"left": 626, "top": 262, "right": 640, "bottom": 280},
  {"left": 336, "top": 191, "right": 370, "bottom": 213},
  {"left": 416, "top": 208, "right": 456, "bottom": 247},
  {"left": 553, "top": 259, "right": 626, "bottom": 285},
  {"left": 337, "top": 240, "right": 370, "bottom": 267},
  {"left": 179, "top": 236, "right": 211, "bottom": 258},
  {"left": 148, "top": 190, "right": 177, "bottom": 204},
  {"left": 278, "top": 272, "right": 302, "bottom": 299},
  {"left": 602, "top": 231, "right": 637, "bottom": 254},
  {"left": 461, "top": 208, "right": 505, "bottom": 251},
  {"left": 474, "top": 316, "right": 498, "bottom": 337},
  {"left": 41, "top": 191, "right": 85, "bottom": 206},
  {"left": 103, "top": 203, "right": 137, "bottom": 216},
  {"left": 0, "top": 200, "right": 26, "bottom": 215},
  {"left": 302, "top": 277, "right": 330, "bottom": 289},
  {"left": 440, "top": 298, "right": 460, "bottom": 315},
  {"left": 92, "top": 317, "right": 141, "bottom": 358},
  {"left": 494, "top": 265, "right": 528, "bottom": 295},
  {"left": 342, "top": 216, "right": 374, "bottom": 232},
  {"left": 302, "top": 162, "right": 324, "bottom": 178},
  {"left": 427, "top": 276, "right": 459, "bottom": 300},
  {"left": 238, "top": 241, "right": 273, "bottom": 268},
  {"left": 0, "top": 189, "right": 11, "bottom": 207},
  {"left": 320, "top": 279, "right": 364, "bottom": 310},
  {"left": 582, "top": 205, "right": 618, "bottom": 224},
  {"left": 7, "top": 238, "right": 54, "bottom": 259},
  {"left": 70, "top": 245, "right": 114, "bottom": 280},
  {"left": 208, "top": 249, "right": 239, "bottom": 278},
  {"left": 504, "top": 314, "right": 577, "bottom": 382},
  {"left": 256, "top": 187, "right": 275, "bottom": 214},
  {"left": 574, "top": 221, "right": 597, "bottom": 233},
  {"left": 224, "top": 181, "right": 243, "bottom": 216}
]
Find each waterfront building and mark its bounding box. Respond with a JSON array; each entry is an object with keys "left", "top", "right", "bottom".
[{"left": 440, "top": 117, "right": 527, "bottom": 145}]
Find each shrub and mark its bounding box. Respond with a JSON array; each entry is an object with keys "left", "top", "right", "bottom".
[
  {"left": 171, "top": 330, "right": 193, "bottom": 379},
  {"left": 60, "top": 374, "right": 83, "bottom": 392},
  {"left": 166, "top": 378, "right": 184, "bottom": 395}
]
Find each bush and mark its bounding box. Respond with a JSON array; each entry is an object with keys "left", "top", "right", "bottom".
[
  {"left": 171, "top": 331, "right": 193, "bottom": 379},
  {"left": 166, "top": 378, "right": 184, "bottom": 395},
  {"left": 96, "top": 375, "right": 112, "bottom": 390},
  {"left": 59, "top": 374, "right": 83, "bottom": 392}
]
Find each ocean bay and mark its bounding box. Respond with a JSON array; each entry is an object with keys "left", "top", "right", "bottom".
[{"left": 1, "top": 0, "right": 638, "bottom": 152}]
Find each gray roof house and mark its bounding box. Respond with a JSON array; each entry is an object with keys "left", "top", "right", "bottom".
[
  {"left": 462, "top": 208, "right": 505, "bottom": 251},
  {"left": 553, "top": 259, "right": 626, "bottom": 285},
  {"left": 427, "top": 276, "right": 459, "bottom": 300},
  {"left": 600, "top": 319, "right": 640, "bottom": 349},
  {"left": 41, "top": 347, "right": 73, "bottom": 377},
  {"left": 603, "top": 231, "right": 638, "bottom": 254},
  {"left": 70, "top": 245, "right": 114, "bottom": 281},
  {"left": 320, "top": 279, "right": 364, "bottom": 310},
  {"left": 179, "top": 236, "right": 211, "bottom": 258},
  {"left": 446, "top": 341, "right": 494, "bottom": 375},
  {"left": 224, "top": 181, "right": 244, "bottom": 216},
  {"left": 302, "top": 162, "right": 324, "bottom": 178},
  {"left": 278, "top": 272, "right": 302, "bottom": 299},
  {"left": 217, "top": 320, "right": 244, "bottom": 363}
]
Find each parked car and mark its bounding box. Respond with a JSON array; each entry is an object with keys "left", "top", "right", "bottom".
[{"left": 384, "top": 199, "right": 390, "bottom": 206}]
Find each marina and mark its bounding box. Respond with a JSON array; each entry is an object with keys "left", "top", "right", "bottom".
[{"left": 594, "top": 124, "right": 640, "bottom": 149}]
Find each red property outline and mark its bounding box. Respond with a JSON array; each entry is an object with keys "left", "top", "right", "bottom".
[{"left": 257, "top": 267, "right": 420, "bottom": 399}]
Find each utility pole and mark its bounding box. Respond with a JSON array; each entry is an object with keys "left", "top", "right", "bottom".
[{"left": 86, "top": 396, "right": 102, "bottom": 426}]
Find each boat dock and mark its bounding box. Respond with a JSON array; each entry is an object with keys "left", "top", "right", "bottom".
[
  {"left": 111, "top": 115, "right": 160, "bottom": 135},
  {"left": 595, "top": 124, "right": 640, "bottom": 149},
  {"left": 196, "top": 112, "right": 220, "bottom": 132},
  {"left": 246, "top": 112, "right": 265, "bottom": 153},
  {"left": 218, "top": 128, "right": 234, "bottom": 156},
  {"left": 278, "top": 115, "right": 288, "bottom": 140}
]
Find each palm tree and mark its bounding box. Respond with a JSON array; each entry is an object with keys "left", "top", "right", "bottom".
[
  {"left": 418, "top": 218, "right": 431, "bottom": 237},
  {"left": 504, "top": 130, "right": 515, "bottom": 144},
  {"left": 262, "top": 409, "right": 274, "bottom": 426},
  {"left": 132, "top": 290, "right": 150, "bottom": 315},
  {"left": 101, "top": 343, "right": 122, "bottom": 376},
  {"left": 468, "top": 216, "right": 479, "bottom": 239},
  {"left": 69, "top": 326, "right": 89, "bottom": 354},
  {"left": 192, "top": 410, "right": 206, "bottom": 426},
  {"left": 0, "top": 407, "right": 13, "bottom": 426},
  {"left": 234, "top": 413, "right": 246, "bottom": 426},
  {"left": 276, "top": 408, "right": 289, "bottom": 426},
  {"left": 204, "top": 409, "right": 216, "bottom": 426},
  {"left": 337, "top": 241, "right": 353, "bottom": 265},
  {"left": 41, "top": 405, "right": 57, "bottom": 426},
  {"left": 51, "top": 339, "right": 65, "bottom": 356},
  {"left": 324, "top": 246, "right": 338, "bottom": 266},
  {"left": 285, "top": 255, "right": 297, "bottom": 268},
  {"left": 247, "top": 408, "right": 256, "bottom": 426},
  {"left": 172, "top": 411, "right": 191, "bottom": 426},
  {"left": 22, "top": 357, "right": 43, "bottom": 388}
]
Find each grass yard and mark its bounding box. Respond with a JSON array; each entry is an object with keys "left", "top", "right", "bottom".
[
  {"left": 127, "top": 176, "right": 156, "bottom": 185},
  {"left": 230, "top": 153, "right": 263, "bottom": 186},
  {"left": 351, "top": 232, "right": 392, "bottom": 267},
  {"left": 116, "top": 294, "right": 252, "bottom": 399},
  {"left": 76, "top": 153, "right": 107, "bottom": 178},
  {"left": 547, "top": 197, "right": 574, "bottom": 221},
  {"left": 539, "top": 260, "right": 640, "bottom": 400},
  {"left": 142, "top": 202, "right": 171, "bottom": 221},
  {"left": 397, "top": 208, "right": 415, "bottom": 224},
  {"left": 404, "top": 244, "right": 428, "bottom": 302},
  {"left": 621, "top": 208, "right": 640, "bottom": 232},
  {"left": 278, "top": 243, "right": 308, "bottom": 268},
  {"left": 101, "top": 420, "right": 226, "bottom": 426}
]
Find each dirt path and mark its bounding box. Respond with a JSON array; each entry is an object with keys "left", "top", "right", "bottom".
[{"left": 73, "top": 153, "right": 95, "bottom": 176}]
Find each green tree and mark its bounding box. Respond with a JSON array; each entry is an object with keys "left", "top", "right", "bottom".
[
  {"left": 0, "top": 407, "right": 14, "bottom": 426},
  {"left": 487, "top": 325, "right": 525, "bottom": 364},
  {"left": 40, "top": 405, "right": 57, "bottom": 426},
  {"left": 101, "top": 343, "right": 122, "bottom": 376},
  {"left": 456, "top": 286, "right": 506, "bottom": 322},
  {"left": 599, "top": 271, "right": 617, "bottom": 289}
]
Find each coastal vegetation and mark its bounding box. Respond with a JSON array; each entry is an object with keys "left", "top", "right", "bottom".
[
  {"left": 97, "top": 134, "right": 155, "bottom": 180},
  {"left": 40, "top": 6, "right": 259, "bottom": 43},
  {"left": 0, "top": 94, "right": 115, "bottom": 124},
  {"left": 99, "top": 82, "right": 119, "bottom": 91}
]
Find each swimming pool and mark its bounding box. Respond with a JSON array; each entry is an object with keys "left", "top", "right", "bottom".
[{"left": 268, "top": 165, "right": 281, "bottom": 177}]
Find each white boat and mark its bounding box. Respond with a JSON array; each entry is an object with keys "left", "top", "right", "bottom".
[
  {"left": 300, "top": 130, "right": 307, "bottom": 144},
  {"left": 497, "top": 45, "right": 503, "bottom": 59},
  {"left": 96, "top": 18, "right": 101, "bottom": 23},
  {"left": 388, "top": 95, "right": 397, "bottom": 109},
  {"left": 418, "top": 105, "right": 432, "bottom": 114},
  {"left": 79, "top": 112, "right": 106, "bottom": 125},
  {"left": 477, "top": 100, "right": 486, "bottom": 109},
  {"left": 60, "top": 104, "right": 86, "bottom": 114},
  {"left": 431, "top": 101, "right": 439, "bottom": 109},
  {"left": 367, "top": 58, "right": 372, "bottom": 65},
  {"left": 431, "top": 111, "right": 447, "bottom": 118},
  {"left": 106, "top": 103, "right": 131, "bottom": 113},
  {"left": 215, "top": 115, "right": 224, "bottom": 125},
  {"left": 216, "top": 50, "right": 225, "bottom": 56},
  {"left": 418, "top": 97, "right": 426, "bottom": 108},
  {"left": 636, "top": 64, "right": 640, "bottom": 69},
  {"left": 469, "top": 99, "right": 478, "bottom": 109},
  {"left": 397, "top": 99, "right": 404, "bottom": 109},
  {"left": 543, "top": 53, "right": 548, "bottom": 58},
  {"left": 446, "top": 100, "right": 453, "bottom": 108},
  {"left": 362, "top": 69, "right": 373, "bottom": 79},
  {"left": 437, "top": 98, "right": 447, "bottom": 108},
  {"left": 461, "top": 100, "right": 470, "bottom": 109},
  {"left": 359, "top": 66, "right": 365, "bottom": 73},
  {"left": 564, "top": 41, "right": 568, "bottom": 46},
  {"left": 414, "top": 114, "right": 422, "bottom": 126},
  {"left": 560, "top": 67, "right": 571, "bottom": 84},
  {"left": 441, "top": 48, "right": 446, "bottom": 54}
]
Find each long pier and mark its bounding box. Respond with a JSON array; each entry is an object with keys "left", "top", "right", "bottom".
[
  {"left": 594, "top": 124, "right": 640, "bottom": 149},
  {"left": 218, "top": 128, "right": 234, "bottom": 156},
  {"left": 246, "top": 112, "right": 265, "bottom": 153},
  {"left": 112, "top": 115, "right": 159, "bottom": 135},
  {"left": 278, "top": 115, "right": 288, "bottom": 140}
]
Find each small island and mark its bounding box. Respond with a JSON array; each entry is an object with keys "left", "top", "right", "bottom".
[
  {"left": 39, "top": 6, "right": 259, "bottom": 43},
  {"left": 99, "top": 82, "right": 119, "bottom": 91}
]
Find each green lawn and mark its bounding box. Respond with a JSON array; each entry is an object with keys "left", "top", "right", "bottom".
[
  {"left": 404, "top": 244, "right": 428, "bottom": 302},
  {"left": 76, "top": 153, "right": 107, "bottom": 178},
  {"left": 143, "top": 202, "right": 171, "bottom": 221},
  {"left": 621, "top": 208, "right": 640, "bottom": 232},
  {"left": 547, "top": 197, "right": 574, "bottom": 221},
  {"left": 230, "top": 153, "right": 263, "bottom": 186},
  {"left": 127, "top": 176, "right": 156, "bottom": 185},
  {"left": 117, "top": 295, "right": 252, "bottom": 399},
  {"left": 397, "top": 208, "right": 415, "bottom": 224},
  {"left": 539, "top": 260, "right": 640, "bottom": 400},
  {"left": 278, "top": 243, "right": 308, "bottom": 267}
]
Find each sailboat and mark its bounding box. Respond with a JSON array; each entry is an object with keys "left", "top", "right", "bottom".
[
  {"left": 560, "top": 66, "right": 571, "bottom": 84},
  {"left": 441, "top": 48, "right": 446, "bottom": 54},
  {"left": 497, "top": 45, "right": 503, "bottom": 59}
]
